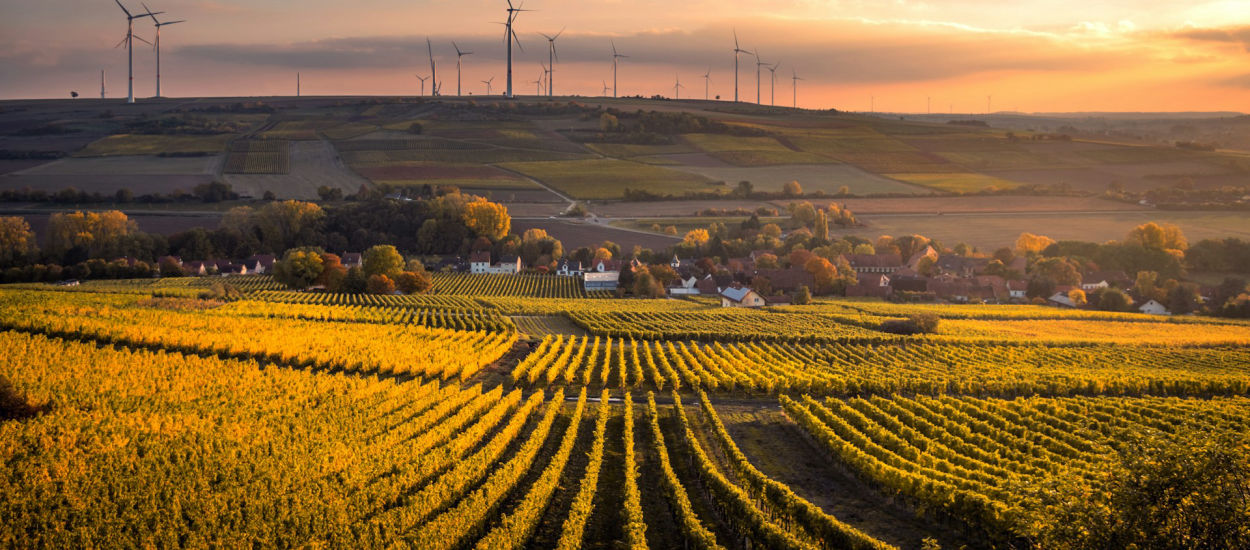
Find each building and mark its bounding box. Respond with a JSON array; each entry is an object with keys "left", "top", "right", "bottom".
[
  {"left": 1081, "top": 271, "right": 1130, "bottom": 292},
  {"left": 1048, "top": 291, "right": 1078, "bottom": 308},
  {"left": 493, "top": 256, "right": 522, "bottom": 274},
  {"left": 469, "top": 251, "right": 493, "bottom": 274},
  {"left": 584, "top": 271, "right": 620, "bottom": 291},
  {"left": 245, "top": 254, "right": 276, "bottom": 275},
  {"left": 470, "top": 251, "right": 522, "bottom": 274},
  {"left": 751, "top": 268, "right": 815, "bottom": 294},
  {"left": 668, "top": 274, "right": 701, "bottom": 296},
  {"left": 1007, "top": 280, "right": 1028, "bottom": 300},
  {"left": 936, "top": 255, "right": 990, "bottom": 278},
  {"left": 844, "top": 253, "right": 903, "bottom": 274},
  {"left": 847, "top": 273, "right": 892, "bottom": 298},
  {"left": 720, "top": 285, "right": 767, "bottom": 308},
  {"left": 557, "top": 259, "right": 583, "bottom": 276},
  {"left": 1139, "top": 299, "right": 1171, "bottom": 315},
  {"left": 341, "top": 252, "right": 363, "bottom": 270}
]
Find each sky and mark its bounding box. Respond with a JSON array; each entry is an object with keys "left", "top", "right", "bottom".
[{"left": 2, "top": 0, "right": 1250, "bottom": 112}]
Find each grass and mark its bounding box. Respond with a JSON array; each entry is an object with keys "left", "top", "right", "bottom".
[
  {"left": 610, "top": 216, "right": 788, "bottom": 235},
  {"left": 497, "top": 158, "right": 719, "bottom": 199},
  {"left": 321, "top": 122, "right": 379, "bottom": 140},
  {"left": 887, "top": 173, "right": 1021, "bottom": 193},
  {"left": 682, "top": 134, "right": 793, "bottom": 153},
  {"left": 76, "top": 134, "right": 235, "bottom": 157},
  {"left": 710, "top": 149, "right": 838, "bottom": 167},
  {"left": 825, "top": 151, "right": 962, "bottom": 173},
  {"left": 933, "top": 151, "right": 1056, "bottom": 171},
  {"left": 342, "top": 148, "right": 590, "bottom": 165},
  {"left": 584, "top": 143, "right": 699, "bottom": 158}
]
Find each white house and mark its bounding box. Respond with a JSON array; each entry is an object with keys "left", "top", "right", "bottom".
[
  {"left": 557, "top": 259, "right": 583, "bottom": 276},
  {"left": 490, "top": 256, "right": 522, "bottom": 274},
  {"left": 720, "top": 285, "right": 766, "bottom": 308},
  {"left": 668, "top": 275, "right": 701, "bottom": 296},
  {"left": 1007, "top": 280, "right": 1028, "bottom": 300},
  {"left": 469, "top": 251, "right": 493, "bottom": 274},
  {"left": 1139, "top": 299, "right": 1171, "bottom": 315},
  {"left": 1047, "top": 292, "right": 1077, "bottom": 308}
]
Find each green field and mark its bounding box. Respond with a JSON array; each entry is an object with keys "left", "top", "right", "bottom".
[
  {"left": 75, "top": 134, "right": 235, "bottom": 157},
  {"left": 886, "top": 172, "right": 1021, "bottom": 193},
  {"left": 498, "top": 158, "right": 720, "bottom": 199}
]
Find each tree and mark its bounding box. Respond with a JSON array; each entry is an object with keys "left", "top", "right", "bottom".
[
  {"left": 804, "top": 256, "right": 839, "bottom": 295},
  {"left": 363, "top": 245, "right": 404, "bottom": 279},
  {"left": 880, "top": 313, "right": 940, "bottom": 335},
  {"left": 46, "top": 210, "right": 138, "bottom": 259},
  {"left": 783, "top": 180, "right": 803, "bottom": 197},
  {"left": 1068, "top": 288, "right": 1088, "bottom": 306},
  {"left": 1093, "top": 287, "right": 1130, "bottom": 312},
  {"left": 852, "top": 243, "right": 875, "bottom": 255},
  {"left": 316, "top": 253, "right": 347, "bottom": 289},
  {"left": 395, "top": 270, "right": 433, "bottom": 294},
  {"left": 273, "top": 247, "right": 325, "bottom": 289},
  {"left": 158, "top": 257, "right": 185, "bottom": 277},
  {"left": 648, "top": 264, "right": 679, "bottom": 286},
  {"left": 735, "top": 180, "right": 754, "bottom": 198},
  {"left": 761, "top": 224, "right": 783, "bottom": 240},
  {"left": 1017, "top": 431, "right": 1250, "bottom": 550},
  {"left": 682, "top": 229, "right": 710, "bottom": 248},
  {"left": 793, "top": 285, "right": 812, "bottom": 305},
  {"left": 462, "top": 198, "right": 511, "bottom": 240},
  {"left": 1031, "top": 257, "right": 1082, "bottom": 286},
  {"left": 0, "top": 217, "right": 36, "bottom": 267},
  {"left": 366, "top": 274, "right": 396, "bottom": 294},
  {"left": 1016, "top": 232, "right": 1056, "bottom": 255},
  {"left": 1127, "top": 222, "right": 1188, "bottom": 252},
  {"left": 756, "top": 253, "right": 779, "bottom": 269},
  {"left": 1167, "top": 282, "right": 1202, "bottom": 314},
  {"left": 1136, "top": 271, "right": 1161, "bottom": 302},
  {"left": 632, "top": 269, "right": 664, "bottom": 298},
  {"left": 599, "top": 112, "right": 620, "bottom": 132},
  {"left": 342, "top": 266, "right": 367, "bottom": 293}
]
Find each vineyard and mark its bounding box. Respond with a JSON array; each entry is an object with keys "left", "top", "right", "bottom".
[
  {"left": 3, "top": 280, "right": 1250, "bottom": 549},
  {"left": 225, "top": 139, "right": 291, "bottom": 174}
]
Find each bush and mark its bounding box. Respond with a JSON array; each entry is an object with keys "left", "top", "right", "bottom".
[
  {"left": 0, "top": 375, "right": 50, "bottom": 421},
  {"left": 366, "top": 274, "right": 395, "bottom": 295},
  {"left": 879, "top": 313, "right": 941, "bottom": 335}
]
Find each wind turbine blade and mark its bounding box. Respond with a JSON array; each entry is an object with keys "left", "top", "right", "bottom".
[
  {"left": 115, "top": 0, "right": 132, "bottom": 17},
  {"left": 114, "top": 34, "right": 130, "bottom": 49},
  {"left": 513, "top": 31, "right": 525, "bottom": 53},
  {"left": 141, "top": 2, "right": 154, "bottom": 17},
  {"left": 554, "top": 27, "right": 565, "bottom": 39},
  {"left": 161, "top": 20, "right": 186, "bottom": 26},
  {"left": 132, "top": 34, "right": 152, "bottom": 46}
]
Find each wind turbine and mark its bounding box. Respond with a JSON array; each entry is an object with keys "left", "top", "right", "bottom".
[
  {"left": 703, "top": 68, "right": 711, "bottom": 101},
  {"left": 100, "top": 69, "right": 107, "bottom": 99},
  {"left": 453, "top": 42, "right": 473, "bottom": 96},
  {"left": 602, "top": 80, "right": 610, "bottom": 96},
  {"left": 426, "top": 38, "right": 439, "bottom": 96},
  {"left": 415, "top": 74, "right": 429, "bottom": 96},
  {"left": 674, "top": 74, "right": 683, "bottom": 100},
  {"left": 766, "top": 63, "right": 779, "bottom": 107},
  {"left": 732, "top": 30, "right": 751, "bottom": 103},
  {"left": 482, "top": 76, "right": 495, "bottom": 95},
  {"left": 540, "top": 28, "right": 563, "bottom": 98},
  {"left": 791, "top": 69, "right": 802, "bottom": 109},
  {"left": 611, "top": 40, "right": 627, "bottom": 99},
  {"left": 541, "top": 63, "right": 551, "bottom": 96},
  {"left": 530, "top": 74, "right": 544, "bottom": 96},
  {"left": 142, "top": 3, "right": 183, "bottom": 99},
  {"left": 754, "top": 49, "right": 768, "bottom": 105},
  {"left": 503, "top": 0, "right": 529, "bottom": 98},
  {"left": 113, "top": 0, "right": 159, "bottom": 104}
]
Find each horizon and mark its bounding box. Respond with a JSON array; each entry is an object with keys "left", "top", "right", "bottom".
[{"left": 1, "top": 1, "right": 1249, "bottom": 112}]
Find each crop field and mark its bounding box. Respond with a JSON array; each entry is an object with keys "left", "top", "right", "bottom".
[
  {"left": 223, "top": 140, "right": 368, "bottom": 200},
  {"left": 3, "top": 279, "right": 1250, "bottom": 549},
  {"left": 355, "top": 162, "right": 538, "bottom": 189},
  {"left": 75, "top": 133, "right": 235, "bottom": 157},
  {"left": 886, "top": 173, "right": 1021, "bottom": 193},
  {"left": 498, "top": 158, "right": 719, "bottom": 199},
  {"left": 667, "top": 162, "right": 927, "bottom": 195}
]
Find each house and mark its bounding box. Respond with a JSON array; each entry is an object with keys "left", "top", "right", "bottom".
[
  {"left": 183, "top": 261, "right": 208, "bottom": 276},
  {"left": 889, "top": 274, "right": 929, "bottom": 293},
  {"left": 221, "top": 263, "right": 248, "bottom": 276},
  {"left": 1081, "top": 271, "right": 1130, "bottom": 292},
  {"left": 1139, "top": 299, "right": 1171, "bottom": 315},
  {"left": 936, "top": 255, "right": 989, "bottom": 278},
  {"left": 844, "top": 253, "right": 904, "bottom": 274},
  {"left": 469, "top": 251, "right": 493, "bottom": 274},
  {"left": 494, "top": 256, "right": 522, "bottom": 274},
  {"left": 592, "top": 259, "right": 623, "bottom": 273},
  {"left": 245, "top": 254, "right": 276, "bottom": 274},
  {"left": 847, "top": 273, "right": 892, "bottom": 298},
  {"left": 584, "top": 271, "right": 620, "bottom": 291},
  {"left": 1007, "top": 280, "right": 1029, "bottom": 300},
  {"left": 670, "top": 255, "right": 694, "bottom": 271},
  {"left": 557, "top": 259, "right": 583, "bottom": 276},
  {"left": 720, "top": 285, "right": 767, "bottom": 308},
  {"left": 906, "top": 246, "right": 940, "bottom": 271},
  {"left": 696, "top": 273, "right": 734, "bottom": 295},
  {"left": 341, "top": 252, "right": 363, "bottom": 270},
  {"left": 668, "top": 274, "right": 701, "bottom": 295}
]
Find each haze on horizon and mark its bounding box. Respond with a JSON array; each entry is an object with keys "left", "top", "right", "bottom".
[{"left": 2, "top": 0, "right": 1250, "bottom": 113}]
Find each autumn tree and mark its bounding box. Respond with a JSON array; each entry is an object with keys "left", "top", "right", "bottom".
[
  {"left": 852, "top": 243, "right": 875, "bottom": 255},
  {"left": 682, "top": 229, "right": 710, "bottom": 249},
  {"left": 793, "top": 285, "right": 812, "bottom": 305},
  {"left": 1126, "top": 222, "right": 1188, "bottom": 252},
  {"left": 632, "top": 269, "right": 664, "bottom": 298},
  {"left": 0, "top": 217, "right": 37, "bottom": 267},
  {"left": 316, "top": 253, "right": 347, "bottom": 289},
  {"left": 647, "top": 264, "right": 679, "bottom": 286},
  {"left": 462, "top": 198, "right": 511, "bottom": 240},
  {"left": 1068, "top": 288, "right": 1088, "bottom": 306},
  {"left": 366, "top": 274, "right": 396, "bottom": 295},
  {"left": 273, "top": 247, "right": 325, "bottom": 289},
  {"left": 395, "top": 270, "right": 433, "bottom": 294},
  {"left": 520, "top": 228, "right": 563, "bottom": 267},
  {"left": 363, "top": 245, "right": 405, "bottom": 279},
  {"left": 1015, "top": 232, "right": 1057, "bottom": 256},
  {"left": 46, "top": 210, "right": 138, "bottom": 259},
  {"left": 783, "top": 180, "right": 803, "bottom": 197},
  {"left": 755, "top": 253, "right": 779, "bottom": 269},
  {"left": 804, "top": 256, "right": 839, "bottom": 294}
]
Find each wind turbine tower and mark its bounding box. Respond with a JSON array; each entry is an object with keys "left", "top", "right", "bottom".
[
  {"left": 791, "top": 69, "right": 802, "bottom": 109},
  {"left": 143, "top": 4, "right": 184, "bottom": 98},
  {"left": 766, "top": 63, "right": 779, "bottom": 106},
  {"left": 611, "top": 40, "right": 627, "bottom": 98},
  {"left": 427, "top": 38, "right": 439, "bottom": 96},
  {"left": 101, "top": 70, "right": 107, "bottom": 99},
  {"left": 113, "top": 0, "right": 159, "bottom": 104},
  {"left": 540, "top": 29, "right": 563, "bottom": 98},
  {"left": 703, "top": 68, "right": 711, "bottom": 101},
  {"left": 482, "top": 76, "right": 495, "bottom": 95},
  {"left": 415, "top": 74, "right": 429, "bottom": 96},
  {"left": 674, "top": 74, "right": 683, "bottom": 100},
  {"left": 732, "top": 30, "right": 751, "bottom": 103},
  {"left": 503, "top": 0, "right": 529, "bottom": 98},
  {"left": 453, "top": 42, "right": 473, "bottom": 96},
  {"left": 602, "top": 81, "right": 610, "bottom": 96},
  {"left": 753, "top": 50, "right": 767, "bottom": 105}
]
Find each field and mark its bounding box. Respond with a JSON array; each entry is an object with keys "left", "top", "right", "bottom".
[
  {"left": 223, "top": 140, "right": 368, "bottom": 200},
  {"left": 885, "top": 173, "right": 1020, "bottom": 193},
  {"left": 498, "top": 158, "right": 720, "bottom": 199},
  {"left": 75, "top": 133, "right": 235, "bottom": 157},
  {"left": 3, "top": 278, "right": 1250, "bottom": 548}
]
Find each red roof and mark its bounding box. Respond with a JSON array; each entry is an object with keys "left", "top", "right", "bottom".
[{"left": 470, "top": 251, "right": 492, "bottom": 263}]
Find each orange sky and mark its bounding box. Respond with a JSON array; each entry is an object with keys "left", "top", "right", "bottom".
[{"left": 2, "top": 0, "right": 1250, "bottom": 112}]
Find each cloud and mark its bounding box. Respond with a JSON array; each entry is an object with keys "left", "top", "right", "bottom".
[
  {"left": 1170, "top": 25, "right": 1250, "bottom": 51},
  {"left": 1220, "top": 73, "right": 1250, "bottom": 88}
]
